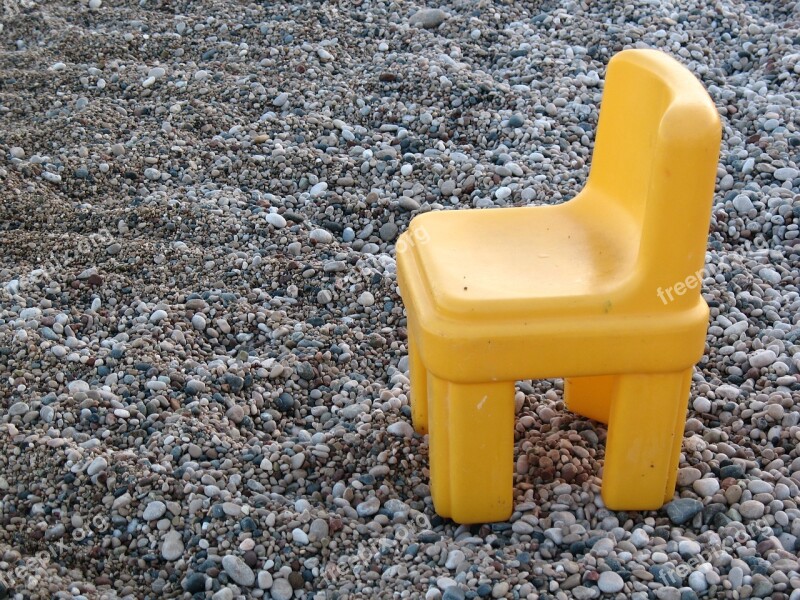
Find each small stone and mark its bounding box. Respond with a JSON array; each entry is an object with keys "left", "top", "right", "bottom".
[
  {"left": 273, "top": 92, "right": 289, "bottom": 107},
  {"left": 399, "top": 196, "right": 420, "bottom": 211},
  {"left": 309, "top": 182, "right": 328, "bottom": 197},
  {"left": 356, "top": 496, "right": 380, "bottom": 517},
  {"left": 732, "top": 194, "right": 753, "bottom": 213},
  {"left": 309, "top": 228, "right": 333, "bottom": 244},
  {"left": 143, "top": 500, "right": 167, "bottom": 521},
  {"left": 508, "top": 114, "right": 525, "bottom": 128},
  {"left": 9, "top": 402, "right": 28, "bottom": 417},
  {"left": 309, "top": 518, "right": 329, "bottom": 542},
  {"left": 692, "top": 396, "right": 711, "bottom": 413},
  {"left": 598, "top": 571, "right": 624, "bottom": 594},
  {"left": 665, "top": 498, "right": 703, "bottom": 525},
  {"left": 357, "top": 291, "right": 375, "bottom": 307},
  {"left": 443, "top": 587, "right": 465, "bottom": 600},
  {"left": 688, "top": 570, "right": 708, "bottom": 593},
  {"left": 292, "top": 528, "right": 309, "bottom": 545},
  {"left": 87, "top": 456, "right": 107, "bottom": 476},
  {"left": 495, "top": 186, "right": 512, "bottom": 200},
  {"left": 445, "top": 550, "right": 465, "bottom": 570},
  {"left": 678, "top": 540, "right": 702, "bottom": 556},
  {"left": 270, "top": 579, "right": 293, "bottom": 600},
  {"left": 379, "top": 222, "right": 398, "bottom": 241},
  {"left": 222, "top": 554, "right": 255, "bottom": 587},
  {"left": 409, "top": 8, "right": 448, "bottom": 28},
  {"left": 630, "top": 528, "right": 649, "bottom": 548},
  {"left": 182, "top": 573, "right": 207, "bottom": 593},
  {"left": 162, "top": 530, "right": 184, "bottom": 561},
  {"left": 491, "top": 582, "right": 509, "bottom": 598},
  {"left": 440, "top": 180, "right": 456, "bottom": 196},
  {"left": 750, "top": 349, "right": 777, "bottom": 368},
  {"left": 149, "top": 309, "right": 168, "bottom": 323},
  {"left": 758, "top": 268, "right": 781, "bottom": 285},
  {"left": 45, "top": 523, "right": 65, "bottom": 541},
  {"left": 387, "top": 421, "right": 415, "bottom": 437},
  {"left": 265, "top": 213, "right": 287, "bottom": 229},
  {"left": 774, "top": 167, "right": 799, "bottom": 181},
  {"left": 192, "top": 314, "right": 207, "bottom": 330},
  {"left": 739, "top": 500, "right": 765, "bottom": 519},
  {"left": 677, "top": 467, "right": 702, "bottom": 487},
  {"left": 257, "top": 570, "right": 273, "bottom": 590},
  {"left": 693, "top": 478, "right": 720, "bottom": 497}
]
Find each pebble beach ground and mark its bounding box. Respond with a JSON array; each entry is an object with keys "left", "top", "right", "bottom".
[{"left": 1, "top": 0, "right": 799, "bottom": 599}]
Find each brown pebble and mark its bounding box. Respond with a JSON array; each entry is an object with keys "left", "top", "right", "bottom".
[
  {"left": 288, "top": 571, "right": 304, "bottom": 589},
  {"left": 87, "top": 273, "right": 104, "bottom": 286},
  {"left": 244, "top": 550, "right": 258, "bottom": 568}
]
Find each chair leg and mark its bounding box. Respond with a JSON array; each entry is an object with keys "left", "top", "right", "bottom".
[
  {"left": 427, "top": 373, "right": 451, "bottom": 514},
  {"left": 601, "top": 369, "right": 692, "bottom": 510},
  {"left": 408, "top": 334, "right": 428, "bottom": 434},
  {"left": 564, "top": 375, "right": 616, "bottom": 424},
  {"left": 428, "top": 376, "right": 515, "bottom": 524}
]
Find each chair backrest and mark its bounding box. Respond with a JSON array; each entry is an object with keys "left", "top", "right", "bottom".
[{"left": 587, "top": 49, "right": 721, "bottom": 308}]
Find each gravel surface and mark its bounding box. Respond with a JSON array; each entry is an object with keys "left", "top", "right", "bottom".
[{"left": 1, "top": 0, "right": 799, "bottom": 599}]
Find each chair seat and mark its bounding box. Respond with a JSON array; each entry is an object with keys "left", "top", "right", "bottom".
[{"left": 408, "top": 193, "right": 638, "bottom": 318}]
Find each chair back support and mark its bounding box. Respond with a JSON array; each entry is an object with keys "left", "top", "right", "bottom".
[{"left": 587, "top": 49, "right": 721, "bottom": 308}]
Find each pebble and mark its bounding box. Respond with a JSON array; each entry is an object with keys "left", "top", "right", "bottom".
[
  {"left": 143, "top": 500, "right": 167, "bottom": 521},
  {"left": 598, "top": 571, "right": 624, "bottom": 594},
  {"left": 292, "top": 528, "right": 309, "bottom": 545},
  {"left": 387, "top": 421, "right": 415, "bottom": 437},
  {"left": 692, "top": 478, "right": 720, "bottom": 496},
  {"left": 445, "top": 550, "right": 465, "bottom": 570},
  {"left": 749, "top": 349, "right": 777, "bottom": 368},
  {"left": 358, "top": 291, "right": 375, "bottom": 307},
  {"left": 665, "top": 499, "right": 703, "bottom": 525},
  {"left": 221, "top": 555, "right": 255, "bottom": 587},
  {"left": 270, "top": 579, "right": 293, "bottom": 600},
  {"left": 308, "top": 518, "right": 329, "bottom": 542},
  {"left": 773, "top": 167, "right": 798, "bottom": 181},
  {"left": 356, "top": 496, "right": 380, "bottom": 517},
  {"left": 265, "top": 213, "right": 287, "bottom": 229},
  {"left": 309, "top": 228, "right": 333, "bottom": 244},
  {"left": 508, "top": 114, "right": 525, "bottom": 128},
  {"left": 273, "top": 92, "right": 289, "bottom": 107},
  {"left": 161, "top": 530, "right": 184, "bottom": 561},
  {"left": 739, "top": 500, "right": 765, "bottom": 519},
  {"left": 409, "top": 8, "right": 448, "bottom": 29},
  {"left": 87, "top": 456, "right": 107, "bottom": 476}
]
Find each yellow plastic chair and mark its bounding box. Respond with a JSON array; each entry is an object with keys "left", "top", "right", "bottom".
[{"left": 396, "top": 49, "right": 721, "bottom": 524}]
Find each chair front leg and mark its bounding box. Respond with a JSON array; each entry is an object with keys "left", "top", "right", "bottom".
[
  {"left": 601, "top": 369, "right": 692, "bottom": 510},
  {"left": 428, "top": 377, "right": 515, "bottom": 524},
  {"left": 408, "top": 332, "right": 428, "bottom": 434}
]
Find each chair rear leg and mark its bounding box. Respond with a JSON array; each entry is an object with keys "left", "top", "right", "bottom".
[
  {"left": 601, "top": 369, "right": 692, "bottom": 510},
  {"left": 564, "top": 375, "right": 616, "bottom": 424},
  {"left": 408, "top": 334, "right": 428, "bottom": 434},
  {"left": 445, "top": 381, "right": 515, "bottom": 524}
]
